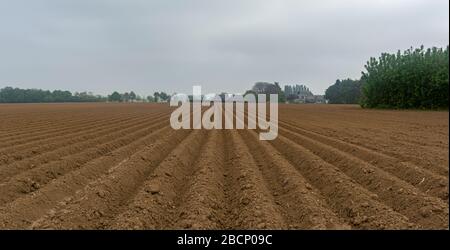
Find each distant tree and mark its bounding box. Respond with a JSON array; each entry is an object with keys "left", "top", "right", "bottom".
[
  {"left": 249, "top": 82, "right": 284, "bottom": 102},
  {"left": 147, "top": 95, "right": 155, "bottom": 102},
  {"left": 361, "top": 45, "right": 449, "bottom": 109},
  {"left": 121, "top": 92, "right": 130, "bottom": 102},
  {"left": 129, "top": 91, "right": 137, "bottom": 102},
  {"left": 108, "top": 91, "right": 121, "bottom": 102},
  {"left": 243, "top": 90, "right": 258, "bottom": 102},
  {"left": 51, "top": 90, "right": 72, "bottom": 102},
  {"left": 252, "top": 82, "right": 278, "bottom": 94},
  {"left": 251, "top": 82, "right": 265, "bottom": 93},
  {"left": 325, "top": 79, "right": 362, "bottom": 104},
  {"left": 69, "top": 91, "right": 104, "bottom": 102},
  {"left": 158, "top": 92, "right": 169, "bottom": 102},
  {"left": 154, "top": 92, "right": 160, "bottom": 102},
  {"left": 0, "top": 87, "right": 104, "bottom": 103},
  {"left": 274, "top": 82, "right": 286, "bottom": 103}
]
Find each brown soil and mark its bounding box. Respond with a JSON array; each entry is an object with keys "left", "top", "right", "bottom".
[{"left": 0, "top": 103, "right": 448, "bottom": 229}]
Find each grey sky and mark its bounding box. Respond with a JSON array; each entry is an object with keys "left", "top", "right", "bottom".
[{"left": 0, "top": 0, "right": 448, "bottom": 95}]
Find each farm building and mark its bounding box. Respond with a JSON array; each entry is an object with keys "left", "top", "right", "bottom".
[{"left": 284, "top": 84, "right": 325, "bottom": 103}]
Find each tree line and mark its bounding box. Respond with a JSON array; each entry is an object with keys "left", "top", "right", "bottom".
[
  {"left": 244, "top": 82, "right": 286, "bottom": 103},
  {"left": 107, "top": 91, "right": 170, "bottom": 102},
  {"left": 325, "top": 79, "right": 362, "bottom": 104},
  {"left": 0, "top": 87, "right": 106, "bottom": 103},
  {"left": 361, "top": 45, "right": 448, "bottom": 109},
  {"left": 0, "top": 86, "right": 171, "bottom": 104},
  {"left": 325, "top": 45, "right": 448, "bottom": 109}
]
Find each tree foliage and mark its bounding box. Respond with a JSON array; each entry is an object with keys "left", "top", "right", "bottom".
[
  {"left": 274, "top": 82, "right": 286, "bottom": 103},
  {"left": 249, "top": 82, "right": 286, "bottom": 103},
  {"left": 325, "top": 79, "right": 362, "bottom": 104},
  {"left": 153, "top": 91, "right": 170, "bottom": 102},
  {"left": 0, "top": 87, "right": 170, "bottom": 104},
  {"left": 108, "top": 91, "right": 121, "bottom": 102},
  {"left": 361, "top": 45, "right": 449, "bottom": 109},
  {"left": 0, "top": 87, "right": 105, "bottom": 103},
  {"left": 129, "top": 91, "right": 137, "bottom": 102},
  {"left": 107, "top": 91, "right": 146, "bottom": 102}
]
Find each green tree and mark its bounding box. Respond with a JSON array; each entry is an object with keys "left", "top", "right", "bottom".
[
  {"left": 249, "top": 82, "right": 285, "bottom": 102},
  {"left": 361, "top": 45, "right": 449, "bottom": 109},
  {"left": 122, "top": 92, "right": 130, "bottom": 102},
  {"left": 108, "top": 91, "right": 121, "bottom": 102},
  {"left": 274, "top": 82, "right": 286, "bottom": 103},
  {"left": 52, "top": 90, "right": 72, "bottom": 102},
  {"left": 129, "top": 91, "right": 137, "bottom": 102},
  {"left": 154, "top": 92, "right": 160, "bottom": 102},
  {"left": 0, "top": 87, "right": 105, "bottom": 103},
  {"left": 243, "top": 90, "right": 258, "bottom": 102},
  {"left": 325, "top": 79, "right": 362, "bottom": 104},
  {"left": 158, "top": 92, "right": 169, "bottom": 102}
]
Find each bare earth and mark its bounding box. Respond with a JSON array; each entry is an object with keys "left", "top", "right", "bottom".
[{"left": 0, "top": 103, "right": 448, "bottom": 229}]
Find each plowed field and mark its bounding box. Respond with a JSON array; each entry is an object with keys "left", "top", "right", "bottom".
[{"left": 0, "top": 103, "right": 448, "bottom": 229}]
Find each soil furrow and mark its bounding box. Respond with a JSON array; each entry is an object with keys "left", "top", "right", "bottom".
[
  {"left": 0, "top": 112, "right": 109, "bottom": 137},
  {"left": 0, "top": 117, "right": 170, "bottom": 206},
  {"left": 239, "top": 129, "right": 350, "bottom": 229},
  {"left": 0, "top": 112, "right": 144, "bottom": 148},
  {"left": 29, "top": 129, "right": 193, "bottom": 229},
  {"left": 0, "top": 103, "right": 446, "bottom": 229},
  {"left": 0, "top": 125, "right": 174, "bottom": 229},
  {"left": 111, "top": 130, "right": 209, "bottom": 229},
  {"left": 269, "top": 134, "right": 415, "bottom": 229},
  {"left": 279, "top": 127, "right": 449, "bottom": 229},
  {"left": 0, "top": 112, "right": 168, "bottom": 165},
  {"left": 282, "top": 119, "right": 449, "bottom": 178},
  {"left": 0, "top": 114, "right": 169, "bottom": 182},
  {"left": 279, "top": 121, "right": 448, "bottom": 201},
  {"left": 172, "top": 130, "right": 228, "bottom": 229},
  {"left": 0, "top": 111, "right": 166, "bottom": 156},
  {"left": 223, "top": 130, "right": 286, "bottom": 229}
]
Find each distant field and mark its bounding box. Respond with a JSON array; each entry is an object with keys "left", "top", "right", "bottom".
[{"left": 0, "top": 103, "right": 448, "bottom": 229}]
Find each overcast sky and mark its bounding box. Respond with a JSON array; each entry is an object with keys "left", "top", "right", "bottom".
[{"left": 0, "top": 0, "right": 448, "bottom": 95}]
